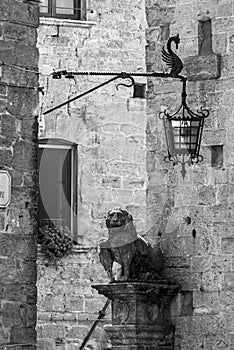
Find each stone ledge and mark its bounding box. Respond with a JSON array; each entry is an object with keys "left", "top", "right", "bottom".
[
  {"left": 40, "top": 17, "right": 96, "bottom": 28},
  {"left": 184, "top": 54, "right": 221, "bottom": 81},
  {"left": 0, "top": 344, "right": 36, "bottom": 350}
]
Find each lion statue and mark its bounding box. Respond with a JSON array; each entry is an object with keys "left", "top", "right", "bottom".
[{"left": 99, "top": 208, "right": 163, "bottom": 282}]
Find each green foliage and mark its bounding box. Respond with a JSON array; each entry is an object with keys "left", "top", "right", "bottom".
[{"left": 38, "top": 225, "right": 73, "bottom": 261}]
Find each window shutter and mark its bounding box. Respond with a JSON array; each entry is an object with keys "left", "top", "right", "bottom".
[{"left": 72, "top": 143, "right": 78, "bottom": 243}]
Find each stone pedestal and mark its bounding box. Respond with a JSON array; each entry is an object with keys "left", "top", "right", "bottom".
[{"left": 92, "top": 282, "right": 178, "bottom": 350}]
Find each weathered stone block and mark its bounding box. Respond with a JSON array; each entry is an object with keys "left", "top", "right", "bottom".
[
  {"left": 184, "top": 54, "right": 221, "bottom": 81},
  {"left": 0, "top": 40, "right": 38, "bottom": 70},
  {"left": 111, "top": 189, "right": 134, "bottom": 204},
  {"left": 12, "top": 140, "right": 38, "bottom": 172},
  {"left": 1, "top": 283, "right": 29, "bottom": 304},
  {"left": 37, "top": 339, "right": 56, "bottom": 350},
  {"left": 0, "top": 136, "right": 13, "bottom": 148},
  {"left": 21, "top": 260, "right": 37, "bottom": 285},
  {"left": 81, "top": 186, "right": 112, "bottom": 203},
  {"left": 202, "top": 129, "right": 226, "bottom": 146},
  {"left": 2, "top": 301, "right": 22, "bottom": 327},
  {"left": 65, "top": 325, "right": 88, "bottom": 339},
  {"left": 0, "top": 2, "right": 10, "bottom": 21},
  {"left": 0, "top": 149, "right": 13, "bottom": 168},
  {"left": 7, "top": 87, "right": 38, "bottom": 116},
  {"left": 174, "top": 3, "right": 193, "bottom": 22},
  {"left": 15, "top": 237, "right": 37, "bottom": 260},
  {"left": 21, "top": 116, "right": 38, "bottom": 142},
  {"left": 10, "top": 326, "right": 36, "bottom": 343},
  {"left": 204, "top": 334, "right": 231, "bottom": 349},
  {"left": 0, "top": 233, "right": 16, "bottom": 258},
  {"left": 41, "top": 293, "right": 65, "bottom": 313},
  {"left": 2, "top": 22, "right": 37, "bottom": 46},
  {"left": 221, "top": 238, "right": 234, "bottom": 254},
  {"left": 146, "top": 4, "right": 175, "bottom": 27},
  {"left": 10, "top": 0, "right": 39, "bottom": 27},
  {"left": 0, "top": 85, "right": 7, "bottom": 96},
  {"left": 84, "top": 295, "right": 107, "bottom": 314},
  {"left": 223, "top": 272, "right": 234, "bottom": 291},
  {"left": 193, "top": 291, "right": 220, "bottom": 315},
  {"left": 0, "top": 97, "right": 7, "bottom": 113},
  {"left": 1, "top": 114, "right": 17, "bottom": 138},
  {"left": 191, "top": 256, "right": 212, "bottom": 273},
  {"left": 38, "top": 323, "right": 65, "bottom": 339},
  {"left": 2, "top": 66, "right": 38, "bottom": 88},
  {"left": 198, "top": 185, "right": 216, "bottom": 205},
  {"left": 65, "top": 295, "right": 84, "bottom": 312},
  {"left": 215, "top": 0, "right": 233, "bottom": 17}
]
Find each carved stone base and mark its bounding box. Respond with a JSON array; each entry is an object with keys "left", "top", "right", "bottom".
[
  {"left": 104, "top": 324, "right": 174, "bottom": 349},
  {"left": 92, "top": 282, "right": 178, "bottom": 350}
]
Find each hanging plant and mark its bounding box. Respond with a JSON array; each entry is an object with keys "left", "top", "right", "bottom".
[{"left": 38, "top": 225, "right": 73, "bottom": 261}]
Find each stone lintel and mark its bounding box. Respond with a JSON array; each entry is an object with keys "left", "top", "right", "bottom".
[{"left": 184, "top": 54, "right": 221, "bottom": 81}]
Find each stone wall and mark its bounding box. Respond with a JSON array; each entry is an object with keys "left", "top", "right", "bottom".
[
  {"left": 0, "top": 0, "right": 39, "bottom": 349},
  {"left": 145, "top": 0, "right": 234, "bottom": 349},
  {"left": 36, "top": 1, "right": 147, "bottom": 349}
]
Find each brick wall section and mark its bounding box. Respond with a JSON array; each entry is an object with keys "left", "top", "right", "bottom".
[
  {"left": 37, "top": 1, "right": 147, "bottom": 349},
  {"left": 146, "top": 0, "right": 234, "bottom": 349},
  {"left": 0, "top": 0, "right": 39, "bottom": 349}
]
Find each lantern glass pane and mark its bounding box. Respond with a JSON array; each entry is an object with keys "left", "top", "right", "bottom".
[
  {"left": 168, "top": 119, "right": 201, "bottom": 155},
  {"left": 163, "top": 117, "right": 203, "bottom": 157}
]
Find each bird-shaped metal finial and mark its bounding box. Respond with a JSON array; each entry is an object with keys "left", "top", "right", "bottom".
[{"left": 161, "top": 34, "right": 183, "bottom": 77}]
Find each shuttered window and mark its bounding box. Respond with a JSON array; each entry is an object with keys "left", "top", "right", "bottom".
[{"left": 38, "top": 139, "right": 78, "bottom": 241}]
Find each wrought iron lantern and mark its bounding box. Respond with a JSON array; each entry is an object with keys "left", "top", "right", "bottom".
[
  {"left": 159, "top": 79, "right": 209, "bottom": 178},
  {"left": 159, "top": 35, "right": 209, "bottom": 178}
]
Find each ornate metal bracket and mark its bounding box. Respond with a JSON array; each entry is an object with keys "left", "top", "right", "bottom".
[
  {"left": 44, "top": 34, "right": 185, "bottom": 115},
  {"left": 43, "top": 70, "right": 182, "bottom": 116},
  {"left": 41, "top": 34, "right": 210, "bottom": 178}
]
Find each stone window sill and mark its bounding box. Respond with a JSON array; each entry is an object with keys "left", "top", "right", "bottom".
[{"left": 40, "top": 17, "right": 96, "bottom": 28}]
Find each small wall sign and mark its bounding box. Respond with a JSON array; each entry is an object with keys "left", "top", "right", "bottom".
[{"left": 0, "top": 170, "right": 11, "bottom": 208}]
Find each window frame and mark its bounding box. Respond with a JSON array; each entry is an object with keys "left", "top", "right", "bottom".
[
  {"left": 39, "top": 0, "right": 82, "bottom": 20},
  {"left": 38, "top": 138, "right": 78, "bottom": 242}
]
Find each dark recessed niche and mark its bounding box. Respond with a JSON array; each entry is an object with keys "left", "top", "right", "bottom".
[
  {"left": 185, "top": 216, "right": 191, "bottom": 225},
  {"left": 198, "top": 18, "right": 213, "bottom": 55},
  {"left": 192, "top": 229, "right": 196, "bottom": 238},
  {"left": 133, "top": 83, "right": 146, "bottom": 99},
  {"left": 211, "top": 145, "right": 223, "bottom": 168}
]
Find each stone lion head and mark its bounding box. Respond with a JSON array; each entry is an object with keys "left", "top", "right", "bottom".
[{"left": 106, "top": 207, "right": 133, "bottom": 229}]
